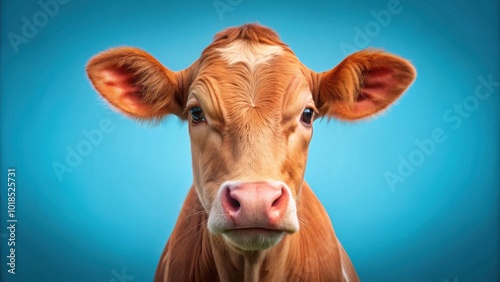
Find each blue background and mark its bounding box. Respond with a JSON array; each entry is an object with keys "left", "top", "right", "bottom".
[{"left": 1, "top": 0, "right": 498, "bottom": 281}]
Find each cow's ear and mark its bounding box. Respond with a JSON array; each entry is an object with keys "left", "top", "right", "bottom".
[
  {"left": 314, "top": 49, "right": 416, "bottom": 120},
  {"left": 86, "top": 47, "right": 188, "bottom": 120}
]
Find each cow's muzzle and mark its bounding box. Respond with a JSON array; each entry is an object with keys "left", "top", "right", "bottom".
[{"left": 208, "top": 181, "right": 299, "bottom": 250}]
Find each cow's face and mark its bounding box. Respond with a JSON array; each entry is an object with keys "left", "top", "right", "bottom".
[
  {"left": 86, "top": 24, "right": 415, "bottom": 252},
  {"left": 188, "top": 41, "right": 314, "bottom": 249}
]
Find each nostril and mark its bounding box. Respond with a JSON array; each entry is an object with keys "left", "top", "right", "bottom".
[
  {"left": 271, "top": 197, "right": 280, "bottom": 207},
  {"left": 229, "top": 197, "right": 240, "bottom": 209},
  {"left": 271, "top": 188, "right": 286, "bottom": 208},
  {"left": 225, "top": 188, "right": 240, "bottom": 210}
]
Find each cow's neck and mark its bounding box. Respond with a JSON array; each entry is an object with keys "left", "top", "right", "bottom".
[
  {"left": 239, "top": 250, "right": 265, "bottom": 282},
  {"left": 210, "top": 232, "right": 291, "bottom": 282}
]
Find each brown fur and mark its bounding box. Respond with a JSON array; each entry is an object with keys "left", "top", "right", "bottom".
[
  {"left": 86, "top": 47, "right": 187, "bottom": 121},
  {"left": 155, "top": 182, "right": 347, "bottom": 282},
  {"left": 317, "top": 49, "right": 416, "bottom": 120},
  {"left": 86, "top": 23, "right": 416, "bottom": 282}
]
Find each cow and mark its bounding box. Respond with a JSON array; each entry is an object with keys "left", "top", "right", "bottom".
[{"left": 86, "top": 24, "right": 416, "bottom": 281}]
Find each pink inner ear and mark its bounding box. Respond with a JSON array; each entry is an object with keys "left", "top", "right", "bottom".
[
  {"left": 351, "top": 68, "right": 396, "bottom": 114},
  {"left": 99, "top": 68, "right": 149, "bottom": 114},
  {"left": 360, "top": 68, "right": 395, "bottom": 101}
]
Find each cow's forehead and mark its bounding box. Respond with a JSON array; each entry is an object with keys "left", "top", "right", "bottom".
[
  {"left": 191, "top": 46, "right": 309, "bottom": 129},
  {"left": 215, "top": 40, "right": 284, "bottom": 69},
  {"left": 186, "top": 25, "right": 313, "bottom": 128}
]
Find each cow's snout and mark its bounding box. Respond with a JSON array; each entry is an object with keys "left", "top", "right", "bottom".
[
  {"left": 221, "top": 182, "right": 289, "bottom": 228},
  {"left": 208, "top": 180, "right": 298, "bottom": 250}
]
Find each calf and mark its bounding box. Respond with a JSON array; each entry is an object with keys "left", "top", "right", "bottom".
[{"left": 86, "top": 24, "right": 415, "bottom": 281}]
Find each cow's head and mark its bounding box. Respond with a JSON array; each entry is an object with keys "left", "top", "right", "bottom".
[{"left": 87, "top": 24, "right": 415, "bottom": 252}]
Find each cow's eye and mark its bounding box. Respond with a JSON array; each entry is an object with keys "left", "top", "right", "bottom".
[
  {"left": 301, "top": 108, "right": 314, "bottom": 125},
  {"left": 189, "top": 106, "right": 206, "bottom": 123}
]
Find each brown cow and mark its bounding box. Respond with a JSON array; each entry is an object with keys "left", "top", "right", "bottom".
[{"left": 86, "top": 24, "right": 415, "bottom": 281}]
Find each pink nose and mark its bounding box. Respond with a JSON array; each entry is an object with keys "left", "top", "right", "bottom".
[{"left": 221, "top": 182, "right": 290, "bottom": 228}]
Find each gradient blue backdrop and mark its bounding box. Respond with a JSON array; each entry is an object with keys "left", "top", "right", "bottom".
[{"left": 1, "top": 0, "right": 499, "bottom": 281}]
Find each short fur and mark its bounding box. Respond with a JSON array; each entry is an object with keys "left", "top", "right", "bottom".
[
  {"left": 156, "top": 183, "right": 350, "bottom": 281},
  {"left": 86, "top": 23, "right": 416, "bottom": 282}
]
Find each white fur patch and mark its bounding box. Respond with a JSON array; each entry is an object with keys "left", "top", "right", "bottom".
[
  {"left": 342, "top": 266, "right": 350, "bottom": 282},
  {"left": 216, "top": 40, "right": 283, "bottom": 69}
]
